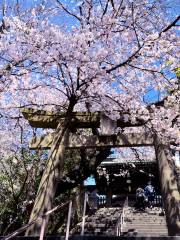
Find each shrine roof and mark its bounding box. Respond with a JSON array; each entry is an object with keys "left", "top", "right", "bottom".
[{"left": 100, "top": 156, "right": 156, "bottom": 166}]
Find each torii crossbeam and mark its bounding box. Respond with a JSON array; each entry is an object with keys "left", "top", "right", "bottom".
[
  {"left": 29, "top": 132, "right": 154, "bottom": 149},
  {"left": 22, "top": 108, "right": 144, "bottom": 129}
]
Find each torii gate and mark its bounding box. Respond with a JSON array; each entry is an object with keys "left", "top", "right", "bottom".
[{"left": 22, "top": 108, "right": 180, "bottom": 236}]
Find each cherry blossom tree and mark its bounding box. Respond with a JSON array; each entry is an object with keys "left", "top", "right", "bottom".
[{"left": 0, "top": 0, "right": 179, "bottom": 235}]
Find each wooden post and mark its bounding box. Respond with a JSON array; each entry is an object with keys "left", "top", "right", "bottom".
[
  {"left": 81, "top": 193, "right": 88, "bottom": 236},
  {"left": 65, "top": 201, "right": 72, "bottom": 240},
  {"left": 39, "top": 217, "right": 46, "bottom": 240},
  {"left": 154, "top": 137, "right": 180, "bottom": 236}
]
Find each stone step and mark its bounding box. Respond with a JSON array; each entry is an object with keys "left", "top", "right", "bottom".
[
  {"left": 122, "top": 233, "right": 168, "bottom": 237},
  {"left": 121, "top": 206, "right": 168, "bottom": 237},
  {"left": 122, "top": 233, "right": 168, "bottom": 236},
  {"left": 125, "top": 220, "right": 167, "bottom": 223},
  {"left": 71, "top": 207, "right": 122, "bottom": 236},
  {"left": 123, "top": 223, "right": 168, "bottom": 228},
  {"left": 126, "top": 215, "right": 166, "bottom": 218},
  {"left": 126, "top": 218, "right": 166, "bottom": 221},
  {"left": 124, "top": 224, "right": 167, "bottom": 228},
  {"left": 122, "top": 232, "right": 168, "bottom": 235},
  {"left": 1, "top": 237, "right": 179, "bottom": 240},
  {"left": 123, "top": 222, "right": 167, "bottom": 227},
  {"left": 126, "top": 219, "right": 166, "bottom": 222},
  {"left": 126, "top": 221, "right": 166, "bottom": 224},
  {"left": 126, "top": 213, "right": 165, "bottom": 217},
  {"left": 126, "top": 214, "right": 165, "bottom": 217},
  {"left": 122, "top": 229, "right": 168, "bottom": 233},
  {"left": 123, "top": 228, "right": 168, "bottom": 232},
  {"left": 72, "top": 205, "right": 168, "bottom": 237},
  {"left": 125, "top": 221, "right": 166, "bottom": 225}
]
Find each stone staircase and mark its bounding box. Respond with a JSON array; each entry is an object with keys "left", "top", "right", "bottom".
[
  {"left": 71, "top": 207, "right": 122, "bottom": 236},
  {"left": 122, "top": 207, "right": 168, "bottom": 237}
]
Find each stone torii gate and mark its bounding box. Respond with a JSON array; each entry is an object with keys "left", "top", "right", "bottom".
[{"left": 22, "top": 108, "right": 180, "bottom": 236}]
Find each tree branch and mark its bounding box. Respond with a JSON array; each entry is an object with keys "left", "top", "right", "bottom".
[{"left": 159, "top": 15, "right": 180, "bottom": 36}]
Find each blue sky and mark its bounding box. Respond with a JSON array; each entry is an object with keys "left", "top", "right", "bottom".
[
  {"left": 84, "top": 175, "right": 96, "bottom": 186},
  {"left": 1, "top": 0, "right": 179, "bottom": 20}
]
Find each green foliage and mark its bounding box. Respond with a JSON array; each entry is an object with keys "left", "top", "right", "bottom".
[
  {"left": 0, "top": 150, "right": 44, "bottom": 235},
  {"left": 0, "top": 147, "right": 83, "bottom": 235},
  {"left": 64, "top": 149, "right": 81, "bottom": 173},
  {"left": 175, "top": 67, "right": 180, "bottom": 77}
]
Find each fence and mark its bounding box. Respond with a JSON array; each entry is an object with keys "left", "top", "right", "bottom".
[
  {"left": 116, "top": 196, "right": 128, "bottom": 236},
  {"left": 154, "top": 195, "right": 162, "bottom": 206},
  {"left": 98, "top": 195, "right": 106, "bottom": 207},
  {"left": 98, "top": 194, "right": 163, "bottom": 208}
]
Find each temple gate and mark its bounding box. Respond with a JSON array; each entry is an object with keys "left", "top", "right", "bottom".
[{"left": 22, "top": 108, "right": 180, "bottom": 236}]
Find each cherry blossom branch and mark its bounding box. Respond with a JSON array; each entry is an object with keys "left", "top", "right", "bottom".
[
  {"left": 106, "top": 15, "right": 179, "bottom": 74},
  {"left": 102, "top": 0, "right": 110, "bottom": 17},
  {"left": 131, "top": 2, "right": 141, "bottom": 48},
  {"left": 106, "top": 44, "right": 144, "bottom": 73},
  {"left": 159, "top": 15, "right": 180, "bottom": 36},
  {"left": 55, "top": 0, "right": 81, "bottom": 21}
]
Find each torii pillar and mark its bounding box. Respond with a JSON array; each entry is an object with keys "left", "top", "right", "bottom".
[{"left": 154, "top": 137, "right": 180, "bottom": 236}]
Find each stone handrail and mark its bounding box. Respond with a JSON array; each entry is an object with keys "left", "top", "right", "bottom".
[{"left": 116, "top": 196, "right": 128, "bottom": 236}]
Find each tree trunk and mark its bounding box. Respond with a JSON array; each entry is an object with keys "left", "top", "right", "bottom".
[
  {"left": 154, "top": 137, "right": 180, "bottom": 236},
  {"left": 55, "top": 149, "right": 111, "bottom": 195},
  {"left": 26, "top": 100, "right": 76, "bottom": 236}
]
